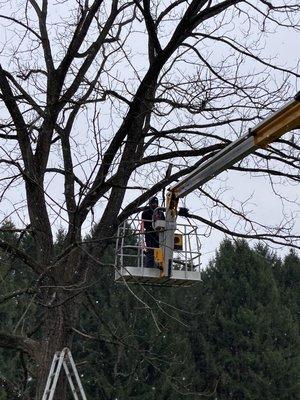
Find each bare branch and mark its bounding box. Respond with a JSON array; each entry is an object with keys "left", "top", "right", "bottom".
[{"left": 189, "top": 213, "right": 300, "bottom": 249}]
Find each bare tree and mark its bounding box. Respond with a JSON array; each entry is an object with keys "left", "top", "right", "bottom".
[{"left": 0, "top": 0, "right": 299, "bottom": 398}]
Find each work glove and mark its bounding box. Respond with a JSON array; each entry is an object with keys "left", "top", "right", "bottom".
[{"left": 178, "top": 207, "right": 189, "bottom": 217}]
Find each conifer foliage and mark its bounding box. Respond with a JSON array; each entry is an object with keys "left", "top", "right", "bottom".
[
  {"left": 192, "top": 240, "right": 299, "bottom": 399},
  {"left": 0, "top": 227, "right": 299, "bottom": 399}
]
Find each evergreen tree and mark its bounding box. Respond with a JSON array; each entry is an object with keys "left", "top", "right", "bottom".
[
  {"left": 1, "top": 227, "right": 299, "bottom": 399},
  {"left": 0, "top": 223, "right": 36, "bottom": 399},
  {"left": 191, "top": 239, "right": 300, "bottom": 400}
]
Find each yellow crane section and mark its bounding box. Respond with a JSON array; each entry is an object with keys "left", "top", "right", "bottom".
[{"left": 254, "top": 94, "right": 300, "bottom": 147}]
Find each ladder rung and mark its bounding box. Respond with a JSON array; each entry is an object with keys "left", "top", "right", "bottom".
[{"left": 42, "top": 348, "right": 87, "bottom": 400}]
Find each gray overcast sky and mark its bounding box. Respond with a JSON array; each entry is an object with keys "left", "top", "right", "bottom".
[{"left": 198, "top": 28, "right": 300, "bottom": 265}]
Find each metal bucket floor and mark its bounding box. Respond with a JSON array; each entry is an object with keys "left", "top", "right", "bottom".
[{"left": 115, "top": 266, "right": 200, "bottom": 287}]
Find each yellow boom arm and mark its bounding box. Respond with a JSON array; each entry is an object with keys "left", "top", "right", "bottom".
[{"left": 160, "top": 93, "right": 300, "bottom": 278}]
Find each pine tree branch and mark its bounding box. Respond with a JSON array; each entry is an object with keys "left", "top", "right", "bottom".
[
  {"left": 0, "top": 375, "right": 26, "bottom": 400},
  {"left": 0, "top": 289, "right": 36, "bottom": 305},
  {"left": 0, "top": 331, "right": 40, "bottom": 359},
  {"left": 0, "top": 239, "right": 42, "bottom": 273}
]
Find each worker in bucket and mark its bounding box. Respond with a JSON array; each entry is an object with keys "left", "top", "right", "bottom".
[{"left": 141, "top": 196, "right": 165, "bottom": 268}]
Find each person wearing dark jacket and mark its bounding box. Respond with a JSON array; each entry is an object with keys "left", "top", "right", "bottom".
[
  {"left": 141, "top": 197, "right": 189, "bottom": 268},
  {"left": 141, "top": 196, "right": 164, "bottom": 268}
]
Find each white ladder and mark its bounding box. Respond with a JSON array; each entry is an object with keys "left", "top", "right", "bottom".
[{"left": 42, "top": 347, "right": 87, "bottom": 400}]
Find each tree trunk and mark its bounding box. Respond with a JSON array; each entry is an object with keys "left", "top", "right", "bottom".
[{"left": 34, "top": 291, "right": 76, "bottom": 400}]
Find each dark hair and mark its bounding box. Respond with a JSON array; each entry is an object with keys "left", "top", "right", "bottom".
[{"left": 149, "top": 196, "right": 159, "bottom": 204}]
